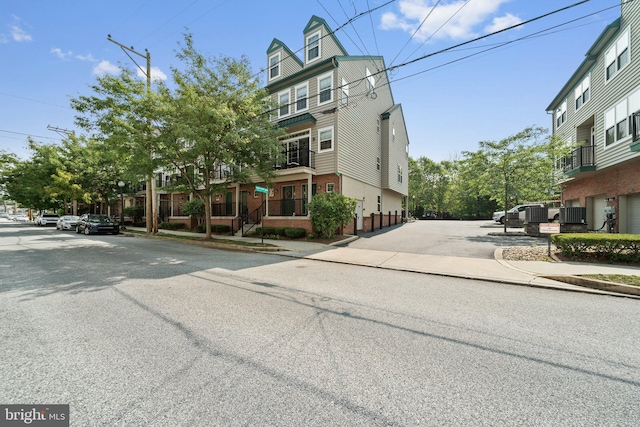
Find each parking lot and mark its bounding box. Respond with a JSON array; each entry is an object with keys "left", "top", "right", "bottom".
[{"left": 348, "top": 219, "right": 546, "bottom": 259}]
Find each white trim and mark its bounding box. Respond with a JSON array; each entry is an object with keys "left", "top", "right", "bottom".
[
  {"left": 318, "top": 126, "right": 334, "bottom": 153},
  {"left": 326, "top": 182, "right": 335, "bottom": 192},
  {"left": 294, "top": 82, "right": 309, "bottom": 113},
  {"left": 574, "top": 73, "right": 590, "bottom": 111},
  {"left": 278, "top": 89, "right": 290, "bottom": 118},
  {"left": 366, "top": 67, "right": 375, "bottom": 91},
  {"left": 341, "top": 78, "right": 349, "bottom": 105},
  {"left": 555, "top": 99, "right": 567, "bottom": 129},
  {"left": 306, "top": 31, "right": 321, "bottom": 64},
  {"left": 268, "top": 52, "right": 281, "bottom": 81},
  {"left": 317, "top": 71, "right": 333, "bottom": 106}
]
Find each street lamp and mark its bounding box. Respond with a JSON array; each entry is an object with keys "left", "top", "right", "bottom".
[{"left": 118, "top": 181, "right": 126, "bottom": 230}]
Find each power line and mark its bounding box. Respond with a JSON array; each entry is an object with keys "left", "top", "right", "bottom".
[
  {"left": 0, "top": 129, "right": 60, "bottom": 141},
  {"left": 0, "top": 92, "right": 71, "bottom": 109},
  {"left": 389, "top": 0, "right": 442, "bottom": 67}
]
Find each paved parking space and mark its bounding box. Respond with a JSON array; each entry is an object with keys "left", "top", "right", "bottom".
[{"left": 348, "top": 220, "right": 546, "bottom": 259}]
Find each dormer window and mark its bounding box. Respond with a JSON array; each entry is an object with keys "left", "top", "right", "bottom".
[
  {"left": 269, "top": 53, "right": 280, "bottom": 80},
  {"left": 307, "top": 32, "right": 320, "bottom": 63}
]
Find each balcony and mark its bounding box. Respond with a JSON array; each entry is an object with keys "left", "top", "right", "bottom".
[
  {"left": 562, "top": 145, "right": 596, "bottom": 177},
  {"left": 631, "top": 112, "right": 640, "bottom": 151},
  {"left": 274, "top": 148, "right": 315, "bottom": 170}
]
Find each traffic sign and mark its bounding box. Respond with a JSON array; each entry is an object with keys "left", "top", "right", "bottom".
[{"left": 255, "top": 185, "right": 269, "bottom": 194}]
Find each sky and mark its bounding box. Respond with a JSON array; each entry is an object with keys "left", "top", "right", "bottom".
[{"left": 0, "top": 0, "right": 624, "bottom": 162}]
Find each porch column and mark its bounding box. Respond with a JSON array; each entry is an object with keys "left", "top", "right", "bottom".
[
  {"left": 235, "top": 183, "right": 240, "bottom": 217},
  {"left": 307, "top": 174, "right": 312, "bottom": 216}
]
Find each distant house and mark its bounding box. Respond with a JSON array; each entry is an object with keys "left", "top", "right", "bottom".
[{"left": 547, "top": 2, "right": 640, "bottom": 233}]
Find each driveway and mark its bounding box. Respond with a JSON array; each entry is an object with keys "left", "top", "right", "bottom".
[{"left": 348, "top": 220, "right": 547, "bottom": 259}]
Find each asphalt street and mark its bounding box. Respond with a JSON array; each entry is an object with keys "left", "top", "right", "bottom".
[{"left": 1, "top": 223, "right": 639, "bottom": 426}]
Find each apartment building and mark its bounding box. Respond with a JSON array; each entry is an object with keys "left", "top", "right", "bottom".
[{"left": 547, "top": 1, "right": 640, "bottom": 233}]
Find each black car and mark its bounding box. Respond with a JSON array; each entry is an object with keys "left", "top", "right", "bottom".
[{"left": 76, "top": 214, "right": 119, "bottom": 235}]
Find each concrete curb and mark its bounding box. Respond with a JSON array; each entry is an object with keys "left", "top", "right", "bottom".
[{"left": 495, "top": 247, "right": 640, "bottom": 298}]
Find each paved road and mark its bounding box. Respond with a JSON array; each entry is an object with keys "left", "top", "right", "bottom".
[
  {"left": 349, "top": 219, "right": 546, "bottom": 258},
  {"left": 1, "top": 223, "right": 639, "bottom": 426}
]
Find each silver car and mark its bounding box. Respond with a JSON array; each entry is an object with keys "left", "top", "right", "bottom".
[{"left": 56, "top": 215, "right": 80, "bottom": 230}]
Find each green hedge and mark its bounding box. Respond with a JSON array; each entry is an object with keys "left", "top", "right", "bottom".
[
  {"left": 251, "top": 227, "right": 307, "bottom": 239},
  {"left": 214, "top": 224, "right": 230, "bottom": 233},
  {"left": 284, "top": 228, "right": 307, "bottom": 238},
  {"left": 551, "top": 233, "right": 640, "bottom": 263},
  {"left": 159, "top": 222, "right": 187, "bottom": 230}
]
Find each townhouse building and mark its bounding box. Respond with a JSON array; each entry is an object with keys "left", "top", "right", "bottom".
[
  {"left": 129, "top": 16, "right": 409, "bottom": 234},
  {"left": 547, "top": 1, "right": 640, "bottom": 233}
]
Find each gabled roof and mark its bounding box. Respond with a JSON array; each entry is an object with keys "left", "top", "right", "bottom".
[
  {"left": 546, "top": 18, "right": 621, "bottom": 112},
  {"left": 303, "top": 15, "right": 348, "bottom": 56},
  {"left": 267, "top": 38, "right": 304, "bottom": 68}
]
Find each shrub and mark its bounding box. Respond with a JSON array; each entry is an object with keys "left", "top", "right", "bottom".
[
  {"left": 214, "top": 224, "right": 230, "bottom": 233},
  {"left": 551, "top": 233, "right": 640, "bottom": 263},
  {"left": 284, "top": 228, "right": 307, "bottom": 239},
  {"left": 274, "top": 227, "right": 286, "bottom": 236},
  {"left": 261, "top": 226, "right": 276, "bottom": 235},
  {"left": 308, "top": 192, "right": 357, "bottom": 238},
  {"left": 124, "top": 205, "right": 145, "bottom": 223},
  {"left": 194, "top": 224, "right": 207, "bottom": 233},
  {"left": 159, "top": 222, "right": 186, "bottom": 230}
]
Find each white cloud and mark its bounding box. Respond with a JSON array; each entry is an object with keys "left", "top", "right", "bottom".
[
  {"left": 9, "top": 15, "right": 32, "bottom": 42},
  {"left": 51, "top": 48, "right": 73, "bottom": 60},
  {"left": 485, "top": 13, "right": 522, "bottom": 33},
  {"left": 76, "top": 53, "right": 97, "bottom": 62},
  {"left": 93, "top": 60, "right": 120, "bottom": 76},
  {"left": 380, "top": 0, "right": 516, "bottom": 42},
  {"left": 137, "top": 66, "right": 167, "bottom": 82}
]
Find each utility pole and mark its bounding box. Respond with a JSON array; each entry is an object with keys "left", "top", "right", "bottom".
[{"left": 107, "top": 35, "right": 158, "bottom": 234}]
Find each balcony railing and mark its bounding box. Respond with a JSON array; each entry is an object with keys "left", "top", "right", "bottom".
[
  {"left": 267, "top": 198, "right": 309, "bottom": 216},
  {"left": 633, "top": 112, "right": 640, "bottom": 142},
  {"left": 562, "top": 145, "right": 595, "bottom": 173},
  {"left": 274, "top": 148, "right": 315, "bottom": 170}
]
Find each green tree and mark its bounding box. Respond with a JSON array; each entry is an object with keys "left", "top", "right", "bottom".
[
  {"left": 408, "top": 156, "right": 453, "bottom": 218},
  {"left": 308, "top": 192, "right": 357, "bottom": 238},
  {"left": 153, "top": 33, "right": 284, "bottom": 239},
  {"left": 462, "top": 126, "right": 562, "bottom": 232},
  {"left": 71, "top": 66, "right": 159, "bottom": 232}
]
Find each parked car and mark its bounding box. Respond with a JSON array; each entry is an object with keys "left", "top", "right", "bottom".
[
  {"left": 0, "top": 212, "right": 9, "bottom": 220},
  {"left": 56, "top": 215, "right": 80, "bottom": 231},
  {"left": 76, "top": 214, "right": 119, "bottom": 235},
  {"left": 13, "top": 214, "right": 29, "bottom": 222},
  {"left": 492, "top": 203, "right": 560, "bottom": 224},
  {"left": 36, "top": 213, "right": 61, "bottom": 226},
  {"left": 421, "top": 210, "right": 437, "bottom": 220}
]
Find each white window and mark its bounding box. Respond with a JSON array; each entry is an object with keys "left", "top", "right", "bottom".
[
  {"left": 377, "top": 195, "right": 381, "bottom": 211},
  {"left": 376, "top": 118, "right": 380, "bottom": 134},
  {"left": 605, "top": 27, "right": 630, "bottom": 82},
  {"left": 295, "top": 83, "right": 308, "bottom": 113},
  {"left": 556, "top": 100, "right": 567, "bottom": 129},
  {"left": 341, "top": 78, "right": 349, "bottom": 105},
  {"left": 306, "top": 31, "right": 320, "bottom": 63},
  {"left": 397, "top": 165, "right": 403, "bottom": 183},
  {"left": 269, "top": 53, "right": 280, "bottom": 81},
  {"left": 604, "top": 97, "right": 640, "bottom": 147},
  {"left": 366, "top": 67, "right": 375, "bottom": 92},
  {"left": 278, "top": 90, "right": 290, "bottom": 118},
  {"left": 376, "top": 157, "right": 380, "bottom": 171},
  {"left": 574, "top": 74, "right": 590, "bottom": 111},
  {"left": 392, "top": 126, "right": 396, "bottom": 142},
  {"left": 326, "top": 183, "right": 335, "bottom": 192},
  {"left": 317, "top": 72, "right": 333, "bottom": 105},
  {"left": 318, "top": 126, "right": 334, "bottom": 152}
]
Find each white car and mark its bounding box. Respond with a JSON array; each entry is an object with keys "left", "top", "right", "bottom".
[
  {"left": 56, "top": 215, "right": 80, "bottom": 230},
  {"left": 36, "top": 213, "right": 61, "bottom": 226},
  {"left": 13, "top": 214, "right": 29, "bottom": 222},
  {"left": 492, "top": 204, "right": 543, "bottom": 224}
]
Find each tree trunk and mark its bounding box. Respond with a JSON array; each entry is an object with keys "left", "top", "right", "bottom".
[{"left": 204, "top": 193, "right": 212, "bottom": 240}]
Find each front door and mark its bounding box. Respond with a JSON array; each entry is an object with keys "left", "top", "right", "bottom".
[
  {"left": 282, "top": 185, "right": 295, "bottom": 216},
  {"left": 225, "top": 191, "right": 233, "bottom": 216},
  {"left": 240, "top": 190, "right": 248, "bottom": 218}
]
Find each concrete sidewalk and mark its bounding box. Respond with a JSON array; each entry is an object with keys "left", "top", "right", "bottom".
[{"left": 125, "top": 227, "right": 640, "bottom": 299}]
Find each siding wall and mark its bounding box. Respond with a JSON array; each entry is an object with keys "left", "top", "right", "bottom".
[
  {"left": 303, "top": 20, "right": 346, "bottom": 64},
  {"left": 383, "top": 106, "right": 409, "bottom": 195},
  {"left": 336, "top": 58, "right": 389, "bottom": 188},
  {"left": 554, "top": 2, "right": 640, "bottom": 171}
]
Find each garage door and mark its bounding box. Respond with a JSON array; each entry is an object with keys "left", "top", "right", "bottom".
[
  {"left": 591, "top": 196, "right": 607, "bottom": 231},
  {"left": 628, "top": 194, "right": 640, "bottom": 234}
]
